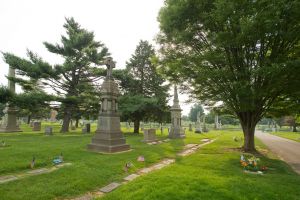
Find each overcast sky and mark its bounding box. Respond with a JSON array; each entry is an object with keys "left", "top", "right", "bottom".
[{"left": 0, "top": 0, "right": 194, "bottom": 115}]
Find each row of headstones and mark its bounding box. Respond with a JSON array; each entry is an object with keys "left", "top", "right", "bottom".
[{"left": 29, "top": 122, "right": 91, "bottom": 135}]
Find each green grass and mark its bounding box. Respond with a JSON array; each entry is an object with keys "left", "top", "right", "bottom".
[
  {"left": 0, "top": 123, "right": 217, "bottom": 200},
  {"left": 100, "top": 133, "right": 300, "bottom": 200},
  {"left": 269, "top": 131, "right": 300, "bottom": 142},
  {"left": 0, "top": 124, "right": 299, "bottom": 200}
]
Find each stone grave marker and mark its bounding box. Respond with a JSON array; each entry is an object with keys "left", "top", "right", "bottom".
[
  {"left": 100, "top": 182, "right": 121, "bottom": 193},
  {"left": 143, "top": 129, "right": 157, "bottom": 142},
  {"left": 32, "top": 122, "right": 41, "bottom": 131},
  {"left": 189, "top": 124, "right": 192, "bottom": 131},
  {"left": 45, "top": 126, "right": 53, "bottom": 135},
  {"left": 86, "top": 123, "right": 90, "bottom": 132},
  {"left": 124, "top": 173, "right": 140, "bottom": 182}
]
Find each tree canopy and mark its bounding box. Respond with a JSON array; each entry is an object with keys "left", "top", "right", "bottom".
[
  {"left": 3, "top": 17, "right": 109, "bottom": 132},
  {"left": 118, "top": 40, "right": 170, "bottom": 133},
  {"left": 188, "top": 103, "right": 204, "bottom": 122},
  {"left": 158, "top": 0, "right": 300, "bottom": 151}
]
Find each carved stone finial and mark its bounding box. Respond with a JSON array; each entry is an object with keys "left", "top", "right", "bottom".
[{"left": 104, "top": 57, "right": 115, "bottom": 79}]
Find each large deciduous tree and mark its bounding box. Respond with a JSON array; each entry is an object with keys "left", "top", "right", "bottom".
[
  {"left": 3, "top": 18, "right": 109, "bottom": 132},
  {"left": 188, "top": 104, "right": 204, "bottom": 122},
  {"left": 158, "top": 0, "right": 300, "bottom": 151}
]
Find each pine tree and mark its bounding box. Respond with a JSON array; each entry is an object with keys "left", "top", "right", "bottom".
[{"left": 3, "top": 17, "right": 109, "bottom": 132}]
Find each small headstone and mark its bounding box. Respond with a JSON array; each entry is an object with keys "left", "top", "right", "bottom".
[
  {"left": 82, "top": 127, "right": 87, "bottom": 134},
  {"left": 30, "top": 121, "right": 34, "bottom": 127},
  {"left": 189, "top": 124, "right": 192, "bottom": 131},
  {"left": 71, "top": 126, "right": 76, "bottom": 130},
  {"left": 143, "top": 129, "right": 156, "bottom": 142},
  {"left": 123, "top": 173, "right": 139, "bottom": 182},
  {"left": 99, "top": 182, "right": 121, "bottom": 193},
  {"left": 32, "top": 122, "right": 41, "bottom": 131},
  {"left": 137, "top": 155, "right": 145, "bottom": 162},
  {"left": 201, "top": 138, "right": 211, "bottom": 142},
  {"left": 86, "top": 123, "right": 91, "bottom": 132},
  {"left": 45, "top": 126, "right": 53, "bottom": 135}
]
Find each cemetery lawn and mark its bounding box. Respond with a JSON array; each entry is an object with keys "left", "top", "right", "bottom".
[
  {"left": 100, "top": 134, "right": 300, "bottom": 200},
  {"left": 269, "top": 131, "right": 300, "bottom": 142},
  {"left": 0, "top": 125, "right": 299, "bottom": 200}
]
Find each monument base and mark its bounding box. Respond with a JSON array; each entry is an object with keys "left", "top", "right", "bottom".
[
  {"left": 169, "top": 127, "right": 185, "bottom": 139},
  {"left": 87, "top": 130, "right": 130, "bottom": 153},
  {"left": 195, "top": 129, "right": 202, "bottom": 134}
]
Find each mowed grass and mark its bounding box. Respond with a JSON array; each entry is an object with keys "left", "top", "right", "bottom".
[
  {"left": 269, "top": 131, "right": 300, "bottom": 142},
  {"left": 100, "top": 133, "right": 300, "bottom": 200},
  {"left": 0, "top": 123, "right": 219, "bottom": 200}
]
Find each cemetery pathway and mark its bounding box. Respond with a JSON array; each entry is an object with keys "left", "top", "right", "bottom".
[{"left": 256, "top": 130, "right": 300, "bottom": 174}]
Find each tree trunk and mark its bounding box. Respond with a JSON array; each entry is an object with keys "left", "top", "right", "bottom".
[
  {"left": 238, "top": 112, "right": 259, "bottom": 152},
  {"left": 60, "top": 105, "right": 72, "bottom": 133},
  {"left": 134, "top": 119, "right": 140, "bottom": 134},
  {"left": 75, "top": 118, "right": 79, "bottom": 128},
  {"left": 27, "top": 115, "right": 31, "bottom": 124},
  {"left": 292, "top": 123, "right": 297, "bottom": 132}
]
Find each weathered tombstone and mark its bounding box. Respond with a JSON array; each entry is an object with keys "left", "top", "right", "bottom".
[
  {"left": 45, "top": 126, "right": 53, "bottom": 135},
  {"left": 143, "top": 128, "right": 157, "bottom": 142},
  {"left": 214, "top": 115, "right": 219, "bottom": 129},
  {"left": 30, "top": 121, "right": 34, "bottom": 127},
  {"left": 82, "top": 127, "right": 87, "bottom": 134},
  {"left": 189, "top": 124, "right": 192, "bottom": 131},
  {"left": 0, "top": 67, "right": 22, "bottom": 133},
  {"left": 195, "top": 112, "right": 202, "bottom": 133},
  {"left": 50, "top": 109, "right": 58, "bottom": 122},
  {"left": 87, "top": 57, "right": 130, "bottom": 153},
  {"left": 71, "top": 125, "right": 76, "bottom": 130},
  {"left": 203, "top": 115, "right": 209, "bottom": 132},
  {"left": 86, "top": 123, "right": 91, "bottom": 132},
  {"left": 32, "top": 122, "right": 41, "bottom": 131},
  {"left": 169, "top": 85, "right": 185, "bottom": 138}
]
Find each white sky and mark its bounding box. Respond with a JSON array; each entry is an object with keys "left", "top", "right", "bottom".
[{"left": 0, "top": 0, "right": 193, "bottom": 115}]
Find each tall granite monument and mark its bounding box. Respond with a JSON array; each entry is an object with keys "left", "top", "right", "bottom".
[
  {"left": 0, "top": 67, "right": 22, "bottom": 133},
  {"left": 169, "top": 85, "right": 185, "bottom": 138},
  {"left": 87, "top": 57, "right": 130, "bottom": 153}
]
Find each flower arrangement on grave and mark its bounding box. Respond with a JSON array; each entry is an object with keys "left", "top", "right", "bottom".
[
  {"left": 123, "top": 162, "right": 135, "bottom": 173},
  {"left": 30, "top": 156, "right": 36, "bottom": 169},
  {"left": 240, "top": 154, "right": 268, "bottom": 173},
  {"left": 53, "top": 152, "right": 64, "bottom": 165}
]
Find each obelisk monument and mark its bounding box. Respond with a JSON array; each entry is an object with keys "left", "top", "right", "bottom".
[
  {"left": 169, "top": 85, "right": 185, "bottom": 138},
  {"left": 0, "top": 67, "right": 22, "bottom": 133},
  {"left": 87, "top": 57, "right": 130, "bottom": 153},
  {"left": 195, "top": 111, "right": 202, "bottom": 133}
]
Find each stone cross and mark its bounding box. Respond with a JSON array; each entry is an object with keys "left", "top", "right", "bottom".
[
  {"left": 104, "top": 57, "right": 115, "bottom": 79},
  {"left": 0, "top": 66, "right": 22, "bottom": 133}
]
